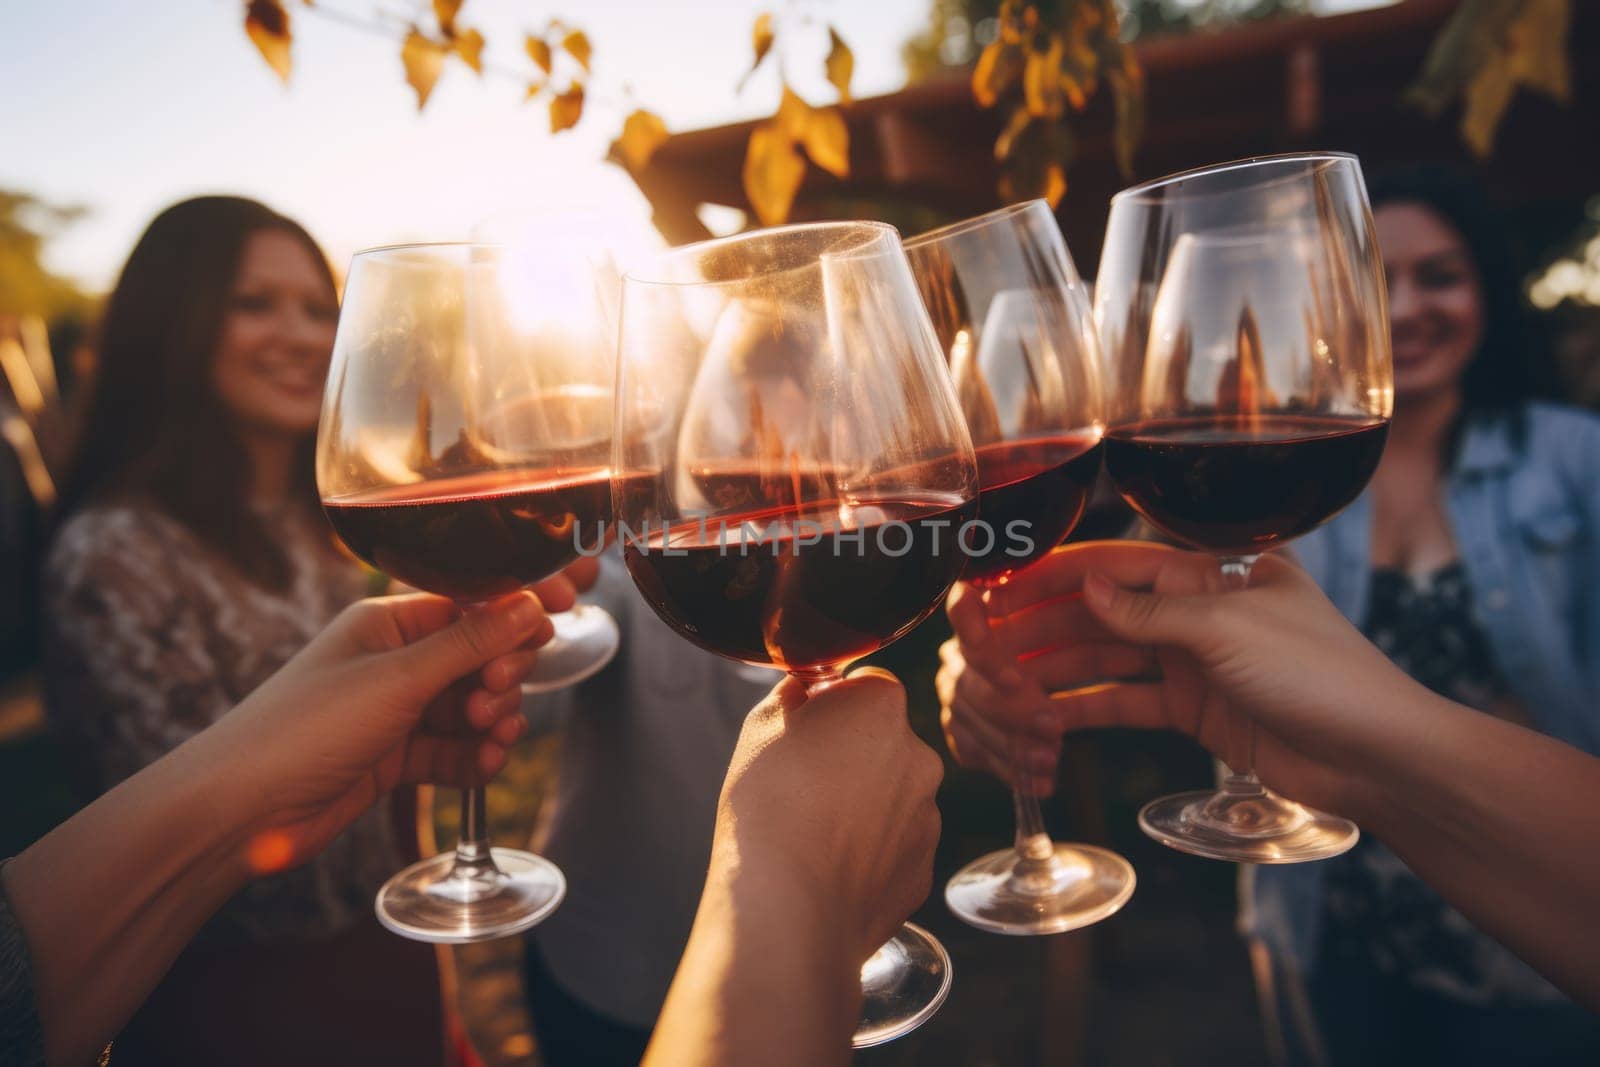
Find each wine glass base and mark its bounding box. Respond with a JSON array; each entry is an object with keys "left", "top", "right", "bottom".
[
  {"left": 1138, "top": 789, "right": 1359, "bottom": 863},
  {"left": 375, "top": 848, "right": 567, "bottom": 943},
  {"left": 945, "top": 843, "right": 1136, "bottom": 935},
  {"left": 853, "top": 922, "right": 953, "bottom": 1048},
  {"left": 520, "top": 605, "right": 620, "bottom": 694}
]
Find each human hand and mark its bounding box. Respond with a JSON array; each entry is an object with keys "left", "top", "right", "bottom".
[
  {"left": 710, "top": 670, "right": 944, "bottom": 966},
  {"left": 955, "top": 542, "right": 1435, "bottom": 819},
  {"left": 202, "top": 591, "right": 554, "bottom": 872}
]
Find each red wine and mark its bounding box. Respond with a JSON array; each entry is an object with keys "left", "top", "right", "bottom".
[
  {"left": 964, "top": 434, "right": 1103, "bottom": 586},
  {"left": 323, "top": 469, "right": 611, "bottom": 601},
  {"left": 623, "top": 494, "right": 976, "bottom": 672},
  {"left": 1104, "top": 414, "right": 1387, "bottom": 555}
]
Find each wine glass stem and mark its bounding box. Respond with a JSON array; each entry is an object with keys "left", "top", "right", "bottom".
[
  {"left": 1219, "top": 555, "right": 1263, "bottom": 795},
  {"left": 982, "top": 586, "right": 1057, "bottom": 867},
  {"left": 451, "top": 786, "right": 502, "bottom": 888}
]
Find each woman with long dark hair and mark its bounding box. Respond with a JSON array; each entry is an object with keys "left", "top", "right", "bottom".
[{"left": 42, "top": 196, "right": 451, "bottom": 1065}]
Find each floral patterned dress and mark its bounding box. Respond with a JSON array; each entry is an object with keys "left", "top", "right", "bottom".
[{"left": 41, "top": 500, "right": 447, "bottom": 1066}]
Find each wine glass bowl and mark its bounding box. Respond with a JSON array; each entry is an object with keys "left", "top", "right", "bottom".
[
  {"left": 904, "top": 200, "right": 1137, "bottom": 935},
  {"left": 614, "top": 221, "right": 973, "bottom": 1045},
  {"left": 1095, "top": 153, "right": 1394, "bottom": 863}
]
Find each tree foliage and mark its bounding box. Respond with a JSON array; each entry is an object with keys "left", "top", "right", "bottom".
[
  {"left": 970, "top": 0, "right": 1143, "bottom": 207},
  {"left": 0, "top": 191, "right": 92, "bottom": 325},
  {"left": 1407, "top": 0, "right": 1573, "bottom": 157},
  {"left": 735, "top": 13, "right": 856, "bottom": 226}
]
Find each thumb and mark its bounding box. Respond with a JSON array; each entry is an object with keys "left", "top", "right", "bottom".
[
  {"left": 397, "top": 591, "right": 551, "bottom": 692},
  {"left": 1082, "top": 570, "right": 1203, "bottom": 646}
]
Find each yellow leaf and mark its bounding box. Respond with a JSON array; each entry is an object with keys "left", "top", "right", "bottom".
[
  {"left": 549, "top": 84, "right": 585, "bottom": 133},
  {"left": 402, "top": 29, "right": 446, "bottom": 110},
  {"left": 615, "top": 108, "right": 669, "bottom": 170},
  {"left": 1024, "top": 36, "right": 1066, "bottom": 118},
  {"left": 526, "top": 35, "right": 552, "bottom": 75},
  {"left": 776, "top": 88, "right": 849, "bottom": 179},
  {"left": 1460, "top": 51, "right": 1516, "bottom": 156},
  {"left": 1506, "top": 0, "right": 1572, "bottom": 103},
  {"left": 245, "top": 0, "right": 292, "bottom": 84},
  {"left": 825, "top": 26, "right": 854, "bottom": 103},
  {"left": 743, "top": 121, "right": 806, "bottom": 226},
  {"left": 433, "top": 0, "right": 462, "bottom": 36},
  {"left": 972, "top": 41, "right": 1023, "bottom": 109},
  {"left": 998, "top": 0, "right": 1028, "bottom": 45},
  {"left": 453, "top": 28, "right": 484, "bottom": 74},
  {"left": 994, "top": 105, "right": 1032, "bottom": 162},
  {"left": 526, "top": 80, "right": 545, "bottom": 100},
  {"left": 739, "top": 12, "right": 776, "bottom": 90},
  {"left": 1043, "top": 163, "right": 1067, "bottom": 209},
  {"left": 561, "top": 29, "right": 592, "bottom": 72}
]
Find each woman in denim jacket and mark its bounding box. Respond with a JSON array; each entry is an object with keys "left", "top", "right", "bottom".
[{"left": 1250, "top": 168, "right": 1600, "bottom": 1064}]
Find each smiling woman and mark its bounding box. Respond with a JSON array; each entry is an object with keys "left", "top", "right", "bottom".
[{"left": 40, "top": 197, "right": 454, "bottom": 1066}]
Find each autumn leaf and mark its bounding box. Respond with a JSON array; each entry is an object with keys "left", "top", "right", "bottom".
[
  {"left": 453, "top": 28, "right": 484, "bottom": 74},
  {"left": 615, "top": 108, "right": 669, "bottom": 170},
  {"left": 999, "top": 116, "right": 1073, "bottom": 208},
  {"left": 743, "top": 120, "right": 807, "bottom": 226},
  {"left": 778, "top": 88, "right": 849, "bottom": 179},
  {"left": 1024, "top": 35, "right": 1066, "bottom": 118},
  {"left": 825, "top": 26, "right": 854, "bottom": 102},
  {"left": 561, "top": 29, "right": 591, "bottom": 72},
  {"left": 526, "top": 35, "right": 552, "bottom": 74},
  {"left": 433, "top": 0, "right": 462, "bottom": 36},
  {"left": 526, "top": 81, "right": 545, "bottom": 100},
  {"left": 972, "top": 40, "right": 1024, "bottom": 108},
  {"left": 549, "top": 83, "right": 585, "bottom": 133},
  {"left": 245, "top": 0, "right": 292, "bottom": 84},
  {"left": 1042, "top": 163, "right": 1067, "bottom": 208},
  {"left": 1505, "top": 0, "right": 1572, "bottom": 103},
  {"left": 994, "top": 105, "right": 1033, "bottom": 161},
  {"left": 739, "top": 13, "right": 776, "bottom": 90},
  {"left": 1461, "top": 50, "right": 1517, "bottom": 155},
  {"left": 402, "top": 29, "right": 446, "bottom": 110}
]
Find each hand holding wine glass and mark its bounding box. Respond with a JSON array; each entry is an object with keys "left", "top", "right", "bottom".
[
  {"left": 615, "top": 221, "right": 976, "bottom": 1046},
  {"left": 903, "top": 200, "right": 1135, "bottom": 935},
  {"left": 1094, "top": 152, "right": 1394, "bottom": 862}
]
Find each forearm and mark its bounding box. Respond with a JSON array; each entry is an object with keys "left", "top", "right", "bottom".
[
  {"left": 1355, "top": 692, "right": 1600, "bottom": 1009},
  {"left": 1, "top": 729, "right": 256, "bottom": 1065},
  {"left": 645, "top": 861, "right": 859, "bottom": 1067}
]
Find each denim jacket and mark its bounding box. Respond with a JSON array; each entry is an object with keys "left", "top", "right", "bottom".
[{"left": 1247, "top": 402, "right": 1600, "bottom": 971}]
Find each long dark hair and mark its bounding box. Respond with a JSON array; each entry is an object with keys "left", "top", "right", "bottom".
[
  {"left": 1367, "top": 165, "right": 1555, "bottom": 445},
  {"left": 59, "top": 196, "right": 335, "bottom": 590}
]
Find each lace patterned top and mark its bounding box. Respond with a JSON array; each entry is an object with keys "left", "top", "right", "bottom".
[
  {"left": 0, "top": 862, "right": 44, "bottom": 1067},
  {"left": 1321, "top": 561, "right": 1564, "bottom": 1004},
  {"left": 41, "top": 501, "right": 399, "bottom": 944}
]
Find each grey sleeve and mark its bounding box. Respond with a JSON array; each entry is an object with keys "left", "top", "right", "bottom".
[{"left": 0, "top": 862, "right": 47, "bottom": 1067}]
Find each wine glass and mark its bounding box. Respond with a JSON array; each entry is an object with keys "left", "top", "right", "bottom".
[
  {"left": 614, "top": 221, "right": 977, "bottom": 1046},
  {"left": 1094, "top": 152, "right": 1394, "bottom": 863},
  {"left": 904, "top": 200, "right": 1136, "bottom": 934},
  {"left": 317, "top": 242, "right": 616, "bottom": 940}
]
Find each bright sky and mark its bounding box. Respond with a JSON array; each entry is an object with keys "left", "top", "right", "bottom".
[{"left": 0, "top": 0, "right": 929, "bottom": 291}]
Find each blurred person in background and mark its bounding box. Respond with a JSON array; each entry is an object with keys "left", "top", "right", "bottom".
[
  {"left": 939, "top": 166, "right": 1600, "bottom": 1065},
  {"left": 40, "top": 196, "right": 453, "bottom": 1066},
  {"left": 1248, "top": 165, "right": 1600, "bottom": 1065}
]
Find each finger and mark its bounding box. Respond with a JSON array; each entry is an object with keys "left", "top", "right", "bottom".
[
  {"left": 492, "top": 705, "right": 528, "bottom": 745},
  {"left": 464, "top": 685, "right": 525, "bottom": 732},
  {"left": 1016, "top": 641, "right": 1158, "bottom": 691},
  {"left": 1082, "top": 571, "right": 1216, "bottom": 648},
  {"left": 562, "top": 555, "right": 602, "bottom": 593},
  {"left": 988, "top": 541, "right": 1188, "bottom": 615},
  {"left": 531, "top": 573, "right": 579, "bottom": 614},
  {"left": 482, "top": 650, "right": 541, "bottom": 693},
  {"left": 945, "top": 584, "right": 1026, "bottom": 689},
  {"left": 396, "top": 591, "right": 553, "bottom": 693},
  {"left": 992, "top": 595, "right": 1120, "bottom": 657}
]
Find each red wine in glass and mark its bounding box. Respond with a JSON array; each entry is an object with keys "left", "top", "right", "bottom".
[
  {"left": 1103, "top": 414, "right": 1388, "bottom": 555},
  {"left": 622, "top": 490, "right": 975, "bottom": 672},
  {"left": 323, "top": 468, "right": 612, "bottom": 602},
  {"left": 962, "top": 433, "right": 1103, "bottom": 587}
]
